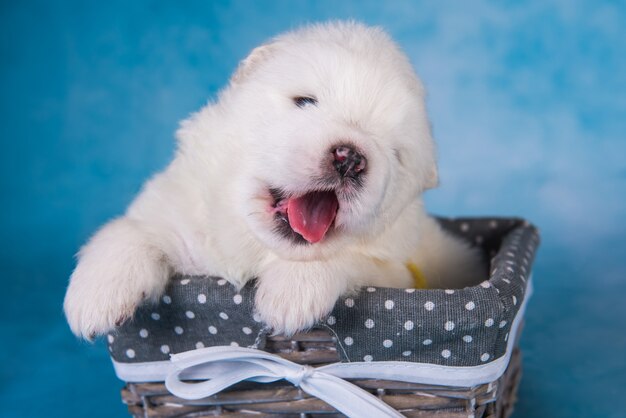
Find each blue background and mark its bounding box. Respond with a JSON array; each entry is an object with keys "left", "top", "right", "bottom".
[{"left": 1, "top": 1, "right": 625, "bottom": 417}]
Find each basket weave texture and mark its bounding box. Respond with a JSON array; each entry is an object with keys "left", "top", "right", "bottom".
[{"left": 122, "top": 329, "right": 522, "bottom": 417}]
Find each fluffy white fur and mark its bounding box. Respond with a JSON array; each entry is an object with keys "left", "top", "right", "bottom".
[{"left": 64, "top": 22, "right": 485, "bottom": 339}]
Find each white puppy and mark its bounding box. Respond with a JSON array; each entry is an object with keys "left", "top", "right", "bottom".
[{"left": 64, "top": 21, "right": 485, "bottom": 339}]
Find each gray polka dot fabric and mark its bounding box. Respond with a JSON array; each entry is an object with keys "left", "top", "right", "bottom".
[
  {"left": 108, "top": 277, "right": 263, "bottom": 362},
  {"left": 108, "top": 217, "right": 539, "bottom": 368}
]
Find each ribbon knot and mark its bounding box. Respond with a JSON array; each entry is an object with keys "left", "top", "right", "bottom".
[
  {"left": 284, "top": 364, "right": 315, "bottom": 387},
  {"left": 165, "top": 346, "right": 403, "bottom": 418}
]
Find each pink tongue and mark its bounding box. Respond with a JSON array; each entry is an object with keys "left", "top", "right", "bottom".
[{"left": 287, "top": 191, "right": 339, "bottom": 243}]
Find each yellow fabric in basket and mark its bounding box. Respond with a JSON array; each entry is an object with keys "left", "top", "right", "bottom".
[{"left": 406, "top": 262, "right": 428, "bottom": 289}]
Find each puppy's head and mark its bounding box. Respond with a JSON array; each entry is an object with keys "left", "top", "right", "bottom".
[{"left": 227, "top": 22, "right": 438, "bottom": 259}]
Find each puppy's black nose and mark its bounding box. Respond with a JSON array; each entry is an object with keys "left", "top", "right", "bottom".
[{"left": 332, "top": 146, "right": 366, "bottom": 178}]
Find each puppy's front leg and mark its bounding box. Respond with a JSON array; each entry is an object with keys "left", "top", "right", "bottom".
[
  {"left": 64, "top": 217, "right": 171, "bottom": 339},
  {"left": 255, "top": 258, "right": 352, "bottom": 336}
]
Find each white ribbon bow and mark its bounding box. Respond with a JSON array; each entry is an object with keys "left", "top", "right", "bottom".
[{"left": 166, "top": 346, "right": 404, "bottom": 418}]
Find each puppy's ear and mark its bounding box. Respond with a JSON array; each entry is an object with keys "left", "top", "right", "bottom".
[
  {"left": 231, "top": 43, "right": 276, "bottom": 84},
  {"left": 424, "top": 164, "right": 439, "bottom": 190},
  {"left": 422, "top": 128, "right": 439, "bottom": 190},
  {"left": 421, "top": 121, "right": 439, "bottom": 190}
]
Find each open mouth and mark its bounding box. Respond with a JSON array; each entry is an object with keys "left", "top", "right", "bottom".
[{"left": 269, "top": 188, "right": 339, "bottom": 244}]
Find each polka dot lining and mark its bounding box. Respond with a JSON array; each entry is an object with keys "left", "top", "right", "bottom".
[{"left": 107, "top": 218, "right": 538, "bottom": 368}]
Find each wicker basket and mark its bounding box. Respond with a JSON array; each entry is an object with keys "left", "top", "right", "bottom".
[
  {"left": 108, "top": 217, "right": 539, "bottom": 418},
  {"left": 122, "top": 332, "right": 522, "bottom": 417}
]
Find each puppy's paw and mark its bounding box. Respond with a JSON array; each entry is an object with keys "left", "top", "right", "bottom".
[
  {"left": 254, "top": 260, "right": 349, "bottom": 336},
  {"left": 254, "top": 285, "right": 335, "bottom": 336},
  {"left": 64, "top": 266, "right": 149, "bottom": 340},
  {"left": 63, "top": 218, "right": 170, "bottom": 339}
]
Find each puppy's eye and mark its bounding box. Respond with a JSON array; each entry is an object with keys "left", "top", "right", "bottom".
[{"left": 293, "top": 96, "right": 318, "bottom": 108}]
